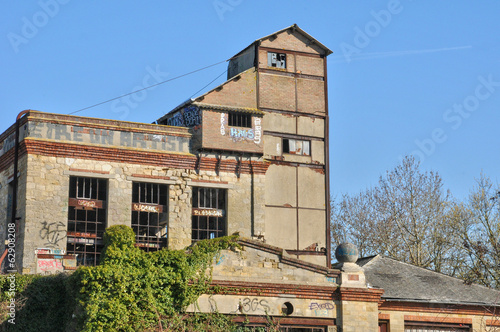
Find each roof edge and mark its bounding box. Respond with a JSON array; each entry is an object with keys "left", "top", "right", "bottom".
[{"left": 257, "top": 24, "right": 333, "bottom": 55}]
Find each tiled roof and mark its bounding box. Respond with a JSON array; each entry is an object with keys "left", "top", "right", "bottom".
[
  {"left": 192, "top": 102, "right": 263, "bottom": 115},
  {"left": 357, "top": 255, "right": 500, "bottom": 306}
]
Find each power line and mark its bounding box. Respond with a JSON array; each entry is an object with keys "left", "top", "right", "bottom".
[
  {"left": 189, "top": 70, "right": 228, "bottom": 99},
  {"left": 68, "top": 59, "right": 229, "bottom": 116}
]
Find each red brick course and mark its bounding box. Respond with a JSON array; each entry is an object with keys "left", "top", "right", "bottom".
[{"left": 19, "top": 139, "right": 269, "bottom": 175}]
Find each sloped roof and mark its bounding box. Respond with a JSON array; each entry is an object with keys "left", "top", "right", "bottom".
[
  {"left": 156, "top": 99, "right": 263, "bottom": 125},
  {"left": 230, "top": 24, "right": 333, "bottom": 60},
  {"left": 256, "top": 24, "right": 333, "bottom": 55},
  {"left": 357, "top": 255, "right": 500, "bottom": 306},
  {"left": 192, "top": 102, "right": 262, "bottom": 115}
]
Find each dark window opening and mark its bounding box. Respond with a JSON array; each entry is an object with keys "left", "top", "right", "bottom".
[
  {"left": 268, "top": 52, "right": 286, "bottom": 69},
  {"left": 283, "top": 139, "right": 311, "bottom": 156},
  {"left": 192, "top": 187, "right": 226, "bottom": 242},
  {"left": 67, "top": 176, "right": 107, "bottom": 266},
  {"left": 228, "top": 112, "right": 252, "bottom": 128},
  {"left": 131, "top": 182, "right": 168, "bottom": 252}
]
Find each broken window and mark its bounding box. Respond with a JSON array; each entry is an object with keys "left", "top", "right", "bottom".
[
  {"left": 131, "top": 182, "right": 168, "bottom": 252},
  {"left": 267, "top": 52, "right": 286, "bottom": 69},
  {"left": 67, "top": 177, "right": 107, "bottom": 266},
  {"left": 228, "top": 112, "right": 252, "bottom": 128},
  {"left": 283, "top": 138, "right": 311, "bottom": 156},
  {"left": 191, "top": 187, "right": 226, "bottom": 242}
]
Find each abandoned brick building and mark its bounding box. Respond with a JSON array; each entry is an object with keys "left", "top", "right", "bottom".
[{"left": 1, "top": 25, "right": 499, "bottom": 331}]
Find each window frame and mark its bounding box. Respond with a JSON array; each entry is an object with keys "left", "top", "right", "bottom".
[
  {"left": 66, "top": 176, "right": 107, "bottom": 267},
  {"left": 228, "top": 112, "right": 252, "bottom": 128},
  {"left": 267, "top": 52, "right": 287, "bottom": 69},
  {"left": 131, "top": 182, "right": 168, "bottom": 252},
  {"left": 283, "top": 138, "right": 311, "bottom": 156},
  {"left": 191, "top": 187, "right": 227, "bottom": 242}
]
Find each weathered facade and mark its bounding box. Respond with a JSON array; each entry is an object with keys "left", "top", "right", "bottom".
[
  {"left": 1, "top": 24, "right": 499, "bottom": 331},
  {"left": 157, "top": 24, "right": 332, "bottom": 266}
]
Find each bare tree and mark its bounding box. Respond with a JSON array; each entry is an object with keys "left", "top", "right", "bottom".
[
  {"left": 452, "top": 174, "right": 500, "bottom": 288},
  {"left": 331, "top": 156, "right": 461, "bottom": 275}
]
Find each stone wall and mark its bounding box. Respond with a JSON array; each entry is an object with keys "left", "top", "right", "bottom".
[
  {"left": 212, "top": 245, "right": 336, "bottom": 285},
  {"left": 18, "top": 153, "right": 265, "bottom": 272}
]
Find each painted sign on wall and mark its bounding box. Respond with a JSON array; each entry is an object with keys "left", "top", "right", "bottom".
[
  {"left": 68, "top": 198, "right": 103, "bottom": 210},
  {"left": 132, "top": 203, "right": 163, "bottom": 213},
  {"left": 26, "top": 121, "right": 190, "bottom": 153},
  {"left": 192, "top": 208, "right": 224, "bottom": 217}
]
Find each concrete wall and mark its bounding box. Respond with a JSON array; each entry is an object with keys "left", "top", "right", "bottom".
[{"left": 256, "top": 31, "right": 328, "bottom": 266}]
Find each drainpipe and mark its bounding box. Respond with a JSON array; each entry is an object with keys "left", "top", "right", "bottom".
[
  {"left": 2, "top": 110, "right": 30, "bottom": 271},
  {"left": 323, "top": 56, "right": 332, "bottom": 269},
  {"left": 11, "top": 110, "right": 30, "bottom": 224}
]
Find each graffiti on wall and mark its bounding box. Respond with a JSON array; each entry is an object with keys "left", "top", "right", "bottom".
[
  {"left": 166, "top": 106, "right": 201, "bottom": 127},
  {"left": 215, "top": 253, "right": 228, "bottom": 265},
  {"left": 239, "top": 298, "right": 271, "bottom": 313},
  {"left": 254, "top": 118, "right": 262, "bottom": 144},
  {"left": 39, "top": 221, "right": 66, "bottom": 247},
  {"left": 220, "top": 113, "right": 226, "bottom": 135},
  {"left": 183, "top": 106, "right": 201, "bottom": 126},
  {"left": 166, "top": 112, "right": 184, "bottom": 127},
  {"left": 219, "top": 114, "right": 262, "bottom": 145},
  {"left": 326, "top": 277, "right": 336, "bottom": 283},
  {"left": 230, "top": 128, "right": 255, "bottom": 142},
  {"left": 309, "top": 302, "right": 334, "bottom": 317},
  {"left": 37, "top": 259, "right": 63, "bottom": 273}
]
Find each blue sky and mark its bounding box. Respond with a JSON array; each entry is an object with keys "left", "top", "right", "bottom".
[{"left": 2, "top": 1, "right": 500, "bottom": 200}]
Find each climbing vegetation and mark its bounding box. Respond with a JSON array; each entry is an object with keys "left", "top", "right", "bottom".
[{"left": 0, "top": 225, "right": 241, "bottom": 331}]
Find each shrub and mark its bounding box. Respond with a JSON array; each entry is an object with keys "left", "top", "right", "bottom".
[{"left": 0, "top": 225, "right": 239, "bottom": 332}]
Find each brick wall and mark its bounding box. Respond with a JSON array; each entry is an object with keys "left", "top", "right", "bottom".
[
  {"left": 201, "top": 68, "right": 257, "bottom": 108},
  {"left": 202, "top": 110, "right": 263, "bottom": 153}
]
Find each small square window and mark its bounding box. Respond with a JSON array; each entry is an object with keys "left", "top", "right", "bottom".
[
  {"left": 268, "top": 52, "right": 286, "bottom": 69},
  {"left": 283, "top": 139, "right": 310, "bottom": 156},
  {"left": 228, "top": 112, "right": 251, "bottom": 128}
]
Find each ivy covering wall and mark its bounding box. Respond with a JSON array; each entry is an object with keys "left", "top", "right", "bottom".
[{"left": 0, "top": 225, "right": 262, "bottom": 332}]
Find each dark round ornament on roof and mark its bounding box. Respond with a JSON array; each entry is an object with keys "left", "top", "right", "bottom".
[{"left": 335, "top": 243, "right": 359, "bottom": 263}]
